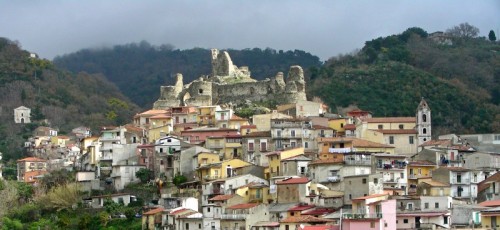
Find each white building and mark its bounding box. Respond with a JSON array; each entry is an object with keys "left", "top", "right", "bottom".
[{"left": 14, "top": 106, "right": 31, "bottom": 123}]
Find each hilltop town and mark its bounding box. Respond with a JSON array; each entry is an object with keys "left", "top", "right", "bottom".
[{"left": 3, "top": 49, "right": 500, "bottom": 230}]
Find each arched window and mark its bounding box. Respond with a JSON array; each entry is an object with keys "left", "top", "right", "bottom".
[
  {"left": 199, "top": 89, "right": 203, "bottom": 94},
  {"left": 423, "top": 128, "right": 427, "bottom": 134},
  {"left": 422, "top": 114, "right": 427, "bottom": 122}
]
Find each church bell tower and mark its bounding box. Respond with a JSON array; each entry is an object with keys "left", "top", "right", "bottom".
[{"left": 416, "top": 98, "right": 431, "bottom": 146}]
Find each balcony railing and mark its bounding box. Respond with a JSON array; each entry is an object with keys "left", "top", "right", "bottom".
[
  {"left": 212, "top": 188, "right": 223, "bottom": 194},
  {"left": 377, "top": 164, "right": 406, "bottom": 170},
  {"left": 273, "top": 134, "right": 303, "bottom": 138},
  {"left": 452, "top": 178, "right": 470, "bottom": 184},
  {"left": 204, "top": 175, "right": 220, "bottom": 180},
  {"left": 206, "top": 144, "right": 224, "bottom": 149},
  {"left": 249, "top": 194, "right": 263, "bottom": 201},
  {"left": 326, "top": 176, "right": 341, "bottom": 182},
  {"left": 344, "top": 160, "right": 371, "bottom": 166},
  {"left": 329, "top": 148, "right": 353, "bottom": 153},
  {"left": 269, "top": 172, "right": 279, "bottom": 178},
  {"left": 342, "top": 213, "right": 382, "bottom": 219},
  {"left": 221, "top": 214, "right": 247, "bottom": 220}
]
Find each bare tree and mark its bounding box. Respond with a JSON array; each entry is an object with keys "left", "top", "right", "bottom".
[{"left": 446, "top": 23, "right": 480, "bottom": 38}]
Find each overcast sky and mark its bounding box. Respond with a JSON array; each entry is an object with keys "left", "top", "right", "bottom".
[{"left": 1, "top": 1, "right": 498, "bottom": 61}]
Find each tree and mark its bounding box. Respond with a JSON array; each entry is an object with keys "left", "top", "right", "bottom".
[
  {"left": 36, "top": 182, "right": 81, "bottom": 211},
  {"left": 135, "top": 168, "right": 153, "bottom": 183},
  {"left": 446, "top": 23, "right": 480, "bottom": 38},
  {"left": 0, "top": 180, "right": 19, "bottom": 218},
  {"left": 173, "top": 174, "right": 187, "bottom": 186},
  {"left": 489, "top": 30, "right": 497, "bottom": 41}
]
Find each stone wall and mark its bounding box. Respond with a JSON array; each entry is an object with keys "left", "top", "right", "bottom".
[{"left": 153, "top": 49, "right": 307, "bottom": 109}]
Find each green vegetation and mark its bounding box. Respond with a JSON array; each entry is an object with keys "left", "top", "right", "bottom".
[{"left": 309, "top": 24, "right": 500, "bottom": 135}]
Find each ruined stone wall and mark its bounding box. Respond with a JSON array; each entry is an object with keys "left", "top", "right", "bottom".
[{"left": 153, "top": 50, "right": 307, "bottom": 109}]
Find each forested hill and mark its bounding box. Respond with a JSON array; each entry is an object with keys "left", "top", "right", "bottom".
[
  {"left": 308, "top": 27, "right": 500, "bottom": 135},
  {"left": 0, "top": 38, "right": 139, "bottom": 161},
  {"left": 53, "top": 43, "right": 322, "bottom": 107}
]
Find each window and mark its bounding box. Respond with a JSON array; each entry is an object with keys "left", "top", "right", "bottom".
[
  {"left": 291, "top": 142, "right": 296, "bottom": 148},
  {"left": 409, "top": 136, "right": 414, "bottom": 144},
  {"left": 389, "top": 136, "right": 394, "bottom": 144},
  {"left": 399, "top": 124, "right": 404, "bottom": 129},
  {"left": 423, "top": 114, "right": 427, "bottom": 122},
  {"left": 374, "top": 178, "right": 378, "bottom": 184},
  {"left": 423, "top": 128, "right": 427, "bottom": 134},
  {"left": 260, "top": 141, "right": 267, "bottom": 151},
  {"left": 207, "top": 207, "right": 210, "bottom": 212},
  {"left": 340, "top": 123, "right": 344, "bottom": 128},
  {"left": 304, "top": 142, "right": 309, "bottom": 148},
  {"left": 362, "top": 178, "right": 367, "bottom": 184},
  {"left": 407, "top": 203, "right": 413, "bottom": 210},
  {"left": 435, "top": 202, "right": 439, "bottom": 208},
  {"left": 248, "top": 142, "right": 254, "bottom": 151},
  {"left": 199, "top": 89, "right": 203, "bottom": 94},
  {"left": 401, "top": 173, "right": 404, "bottom": 179},
  {"left": 370, "top": 222, "right": 375, "bottom": 228},
  {"left": 424, "top": 202, "right": 429, "bottom": 209},
  {"left": 444, "top": 216, "right": 448, "bottom": 224},
  {"left": 186, "top": 223, "right": 189, "bottom": 230},
  {"left": 199, "top": 223, "right": 201, "bottom": 229},
  {"left": 378, "top": 125, "right": 383, "bottom": 129},
  {"left": 291, "top": 130, "right": 296, "bottom": 137},
  {"left": 349, "top": 194, "right": 352, "bottom": 199},
  {"left": 285, "top": 225, "right": 289, "bottom": 230},
  {"left": 403, "top": 219, "right": 408, "bottom": 224}
]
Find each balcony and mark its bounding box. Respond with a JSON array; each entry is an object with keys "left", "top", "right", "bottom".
[
  {"left": 221, "top": 214, "right": 247, "bottom": 220},
  {"left": 206, "top": 144, "right": 224, "bottom": 149},
  {"left": 273, "top": 134, "right": 303, "bottom": 139},
  {"left": 269, "top": 172, "right": 279, "bottom": 178},
  {"left": 342, "top": 213, "right": 382, "bottom": 219},
  {"left": 249, "top": 194, "right": 263, "bottom": 202},
  {"left": 377, "top": 164, "right": 405, "bottom": 170},
  {"left": 329, "top": 148, "right": 353, "bottom": 153},
  {"left": 204, "top": 175, "right": 220, "bottom": 181},
  {"left": 344, "top": 159, "right": 371, "bottom": 166},
  {"left": 384, "top": 178, "right": 399, "bottom": 183},
  {"left": 452, "top": 178, "right": 470, "bottom": 184},
  {"left": 326, "top": 176, "right": 341, "bottom": 182}
]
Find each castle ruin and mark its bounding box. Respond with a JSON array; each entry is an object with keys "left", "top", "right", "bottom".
[{"left": 153, "top": 49, "right": 307, "bottom": 109}]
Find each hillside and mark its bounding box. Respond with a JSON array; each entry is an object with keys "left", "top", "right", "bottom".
[
  {"left": 0, "top": 38, "right": 140, "bottom": 161},
  {"left": 53, "top": 42, "right": 322, "bottom": 107},
  {"left": 308, "top": 27, "right": 500, "bottom": 135}
]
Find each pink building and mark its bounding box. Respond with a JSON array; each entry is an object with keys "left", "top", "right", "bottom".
[
  {"left": 342, "top": 194, "right": 396, "bottom": 230},
  {"left": 181, "top": 127, "right": 239, "bottom": 144}
]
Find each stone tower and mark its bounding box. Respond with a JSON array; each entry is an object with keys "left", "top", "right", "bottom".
[{"left": 416, "top": 98, "right": 431, "bottom": 145}]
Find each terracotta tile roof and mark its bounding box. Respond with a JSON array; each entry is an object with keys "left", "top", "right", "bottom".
[
  {"left": 308, "top": 158, "right": 344, "bottom": 165},
  {"left": 317, "top": 137, "right": 394, "bottom": 148},
  {"left": 479, "top": 199, "right": 500, "bottom": 207},
  {"left": 421, "top": 180, "right": 449, "bottom": 187},
  {"left": 17, "top": 157, "right": 46, "bottom": 162},
  {"left": 23, "top": 170, "right": 48, "bottom": 183},
  {"left": 143, "top": 207, "right": 164, "bottom": 215},
  {"left": 276, "top": 177, "right": 310, "bottom": 185},
  {"left": 227, "top": 203, "right": 260, "bottom": 209},
  {"left": 361, "top": 117, "right": 416, "bottom": 123},
  {"left": 240, "top": 125, "right": 256, "bottom": 129},
  {"left": 169, "top": 208, "right": 188, "bottom": 215},
  {"left": 344, "top": 124, "right": 356, "bottom": 130},
  {"left": 136, "top": 109, "right": 168, "bottom": 117},
  {"left": 302, "top": 208, "right": 335, "bottom": 215},
  {"left": 245, "top": 131, "right": 271, "bottom": 137},
  {"left": 229, "top": 115, "right": 247, "bottom": 121},
  {"left": 479, "top": 172, "right": 500, "bottom": 192},
  {"left": 252, "top": 221, "right": 280, "bottom": 227},
  {"left": 281, "top": 154, "right": 311, "bottom": 161},
  {"left": 352, "top": 193, "right": 387, "bottom": 200},
  {"left": 408, "top": 160, "right": 435, "bottom": 166},
  {"left": 182, "top": 128, "right": 238, "bottom": 133},
  {"left": 150, "top": 114, "right": 171, "bottom": 119},
  {"left": 280, "top": 215, "right": 331, "bottom": 223},
  {"left": 288, "top": 204, "right": 315, "bottom": 211},
  {"left": 312, "top": 125, "right": 333, "bottom": 130},
  {"left": 419, "top": 139, "right": 452, "bottom": 147},
  {"left": 371, "top": 129, "right": 418, "bottom": 134},
  {"left": 209, "top": 194, "right": 234, "bottom": 201},
  {"left": 443, "top": 167, "right": 470, "bottom": 172},
  {"left": 301, "top": 226, "right": 337, "bottom": 230}
]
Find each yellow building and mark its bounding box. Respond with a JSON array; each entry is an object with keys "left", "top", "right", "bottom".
[
  {"left": 222, "top": 135, "right": 243, "bottom": 160},
  {"left": 227, "top": 115, "right": 249, "bottom": 130},
  {"left": 328, "top": 118, "right": 350, "bottom": 136},
  {"left": 407, "top": 160, "right": 437, "bottom": 194},
  {"left": 197, "top": 163, "right": 222, "bottom": 182},
  {"left": 197, "top": 106, "right": 218, "bottom": 126},
  {"left": 133, "top": 109, "right": 170, "bottom": 129},
  {"left": 416, "top": 179, "right": 451, "bottom": 196},
  {"left": 196, "top": 152, "right": 220, "bottom": 168},
  {"left": 50, "top": 135, "right": 70, "bottom": 147},
  {"left": 266, "top": 147, "right": 304, "bottom": 178},
  {"left": 355, "top": 117, "right": 418, "bottom": 155},
  {"left": 236, "top": 182, "right": 271, "bottom": 204},
  {"left": 317, "top": 137, "right": 395, "bottom": 160},
  {"left": 240, "top": 125, "right": 258, "bottom": 136},
  {"left": 252, "top": 111, "right": 292, "bottom": 131},
  {"left": 16, "top": 157, "right": 47, "bottom": 182},
  {"left": 221, "top": 159, "right": 252, "bottom": 178}
]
